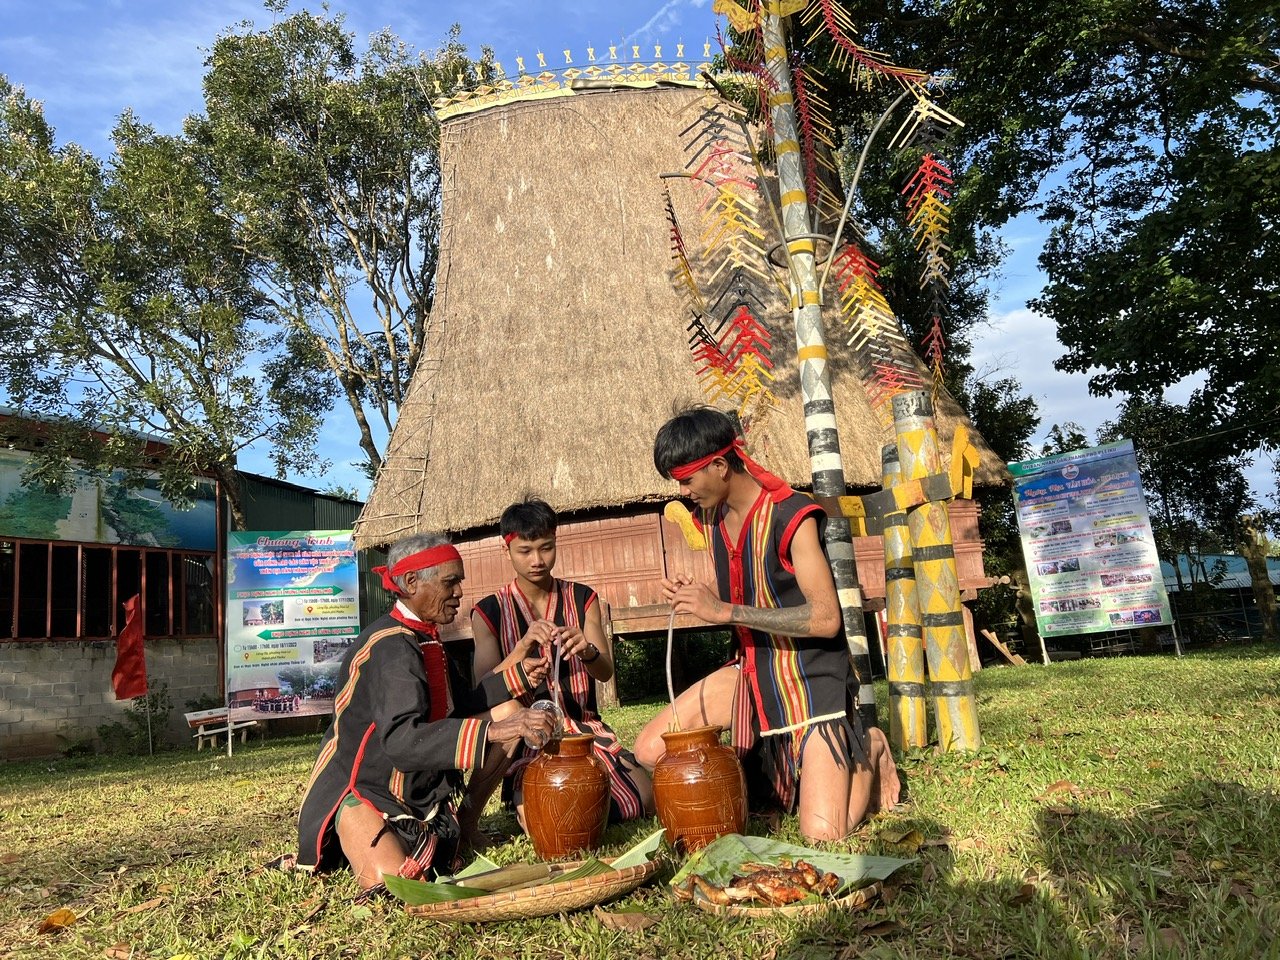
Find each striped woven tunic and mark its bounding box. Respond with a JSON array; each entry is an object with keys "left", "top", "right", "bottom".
[
  {"left": 296, "top": 610, "right": 535, "bottom": 872},
  {"left": 473, "top": 579, "right": 646, "bottom": 821},
  {"left": 695, "top": 488, "right": 867, "bottom": 808}
]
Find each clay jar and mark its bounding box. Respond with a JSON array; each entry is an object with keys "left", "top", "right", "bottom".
[
  {"left": 652, "top": 724, "right": 747, "bottom": 852},
  {"left": 521, "top": 734, "right": 610, "bottom": 859}
]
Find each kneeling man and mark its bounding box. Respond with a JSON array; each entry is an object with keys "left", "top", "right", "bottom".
[{"left": 297, "top": 533, "right": 554, "bottom": 895}]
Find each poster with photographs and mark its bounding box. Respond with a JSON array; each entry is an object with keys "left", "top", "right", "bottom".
[
  {"left": 1009, "top": 440, "right": 1171, "bottom": 637},
  {"left": 224, "top": 530, "right": 360, "bottom": 723}
]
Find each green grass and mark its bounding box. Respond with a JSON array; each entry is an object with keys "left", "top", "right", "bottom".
[{"left": 2, "top": 648, "right": 1279, "bottom": 959}]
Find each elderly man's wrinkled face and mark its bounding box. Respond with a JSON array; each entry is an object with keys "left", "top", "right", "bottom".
[{"left": 403, "top": 559, "right": 465, "bottom": 624}]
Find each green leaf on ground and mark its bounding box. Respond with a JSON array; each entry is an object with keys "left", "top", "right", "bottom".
[{"left": 382, "top": 874, "right": 487, "bottom": 905}]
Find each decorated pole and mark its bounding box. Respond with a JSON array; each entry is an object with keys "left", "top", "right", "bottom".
[
  {"left": 760, "top": 7, "right": 876, "bottom": 725},
  {"left": 881, "top": 442, "right": 927, "bottom": 749},
  {"left": 892, "top": 390, "right": 980, "bottom": 750}
]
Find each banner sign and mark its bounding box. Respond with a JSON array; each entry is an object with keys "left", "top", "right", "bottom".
[
  {"left": 224, "top": 530, "right": 359, "bottom": 722},
  {"left": 1009, "top": 440, "right": 1171, "bottom": 637}
]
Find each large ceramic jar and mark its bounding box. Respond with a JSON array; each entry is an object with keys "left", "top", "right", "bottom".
[
  {"left": 652, "top": 724, "right": 747, "bottom": 852},
  {"left": 521, "top": 734, "right": 610, "bottom": 859}
]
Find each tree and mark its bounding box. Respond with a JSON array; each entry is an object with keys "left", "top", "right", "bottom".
[
  {"left": 190, "top": 10, "right": 491, "bottom": 477},
  {"left": 793, "top": 2, "right": 1277, "bottom": 473},
  {"left": 0, "top": 79, "right": 331, "bottom": 527}
]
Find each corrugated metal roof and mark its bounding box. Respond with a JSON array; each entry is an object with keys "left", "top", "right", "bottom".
[{"left": 1161, "top": 554, "right": 1280, "bottom": 592}]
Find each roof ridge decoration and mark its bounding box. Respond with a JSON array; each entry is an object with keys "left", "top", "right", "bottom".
[{"left": 431, "top": 42, "right": 717, "bottom": 121}]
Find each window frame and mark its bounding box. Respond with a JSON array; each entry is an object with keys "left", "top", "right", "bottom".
[{"left": 0, "top": 536, "right": 219, "bottom": 641}]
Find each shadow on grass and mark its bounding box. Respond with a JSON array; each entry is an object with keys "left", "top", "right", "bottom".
[{"left": 771, "top": 780, "right": 1280, "bottom": 960}]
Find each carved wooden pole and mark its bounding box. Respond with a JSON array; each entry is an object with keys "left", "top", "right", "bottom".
[
  {"left": 882, "top": 442, "right": 927, "bottom": 749},
  {"left": 761, "top": 9, "right": 876, "bottom": 724},
  {"left": 893, "top": 390, "right": 980, "bottom": 750}
]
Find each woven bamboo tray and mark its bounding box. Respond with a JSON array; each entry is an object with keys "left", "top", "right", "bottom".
[
  {"left": 405, "top": 858, "right": 659, "bottom": 922},
  {"left": 691, "top": 880, "right": 882, "bottom": 918}
]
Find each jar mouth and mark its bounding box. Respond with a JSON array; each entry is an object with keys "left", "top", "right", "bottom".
[{"left": 659, "top": 723, "right": 724, "bottom": 744}]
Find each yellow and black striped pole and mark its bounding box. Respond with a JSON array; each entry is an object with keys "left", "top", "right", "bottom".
[
  {"left": 882, "top": 442, "right": 927, "bottom": 750},
  {"left": 892, "top": 390, "right": 980, "bottom": 751},
  {"left": 761, "top": 6, "right": 876, "bottom": 725}
]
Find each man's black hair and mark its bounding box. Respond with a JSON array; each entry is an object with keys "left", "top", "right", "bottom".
[
  {"left": 653, "top": 406, "right": 745, "bottom": 479},
  {"left": 500, "top": 496, "right": 558, "bottom": 541}
]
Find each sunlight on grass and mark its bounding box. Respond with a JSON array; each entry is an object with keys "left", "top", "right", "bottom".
[{"left": 1, "top": 648, "right": 1277, "bottom": 959}]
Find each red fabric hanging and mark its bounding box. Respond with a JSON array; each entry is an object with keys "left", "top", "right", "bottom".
[{"left": 111, "top": 593, "right": 148, "bottom": 701}]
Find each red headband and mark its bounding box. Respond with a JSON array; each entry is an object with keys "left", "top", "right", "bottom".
[
  {"left": 502, "top": 533, "right": 518, "bottom": 544},
  {"left": 373, "top": 544, "right": 463, "bottom": 594},
  {"left": 668, "top": 438, "right": 792, "bottom": 503}
]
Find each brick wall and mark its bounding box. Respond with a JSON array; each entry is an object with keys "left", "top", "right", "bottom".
[{"left": 0, "top": 638, "right": 222, "bottom": 760}]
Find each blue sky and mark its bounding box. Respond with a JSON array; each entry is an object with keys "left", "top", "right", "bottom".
[{"left": 1, "top": 0, "right": 1140, "bottom": 496}]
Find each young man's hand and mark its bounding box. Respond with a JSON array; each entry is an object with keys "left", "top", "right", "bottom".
[
  {"left": 517, "top": 619, "right": 556, "bottom": 657},
  {"left": 551, "top": 624, "right": 592, "bottom": 659},
  {"left": 662, "top": 577, "right": 731, "bottom": 625}
]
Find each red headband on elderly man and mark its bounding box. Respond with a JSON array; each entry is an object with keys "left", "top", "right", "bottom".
[
  {"left": 372, "top": 543, "right": 463, "bottom": 594},
  {"left": 669, "top": 438, "right": 793, "bottom": 503}
]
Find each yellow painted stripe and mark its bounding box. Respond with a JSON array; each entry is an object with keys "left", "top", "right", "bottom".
[
  {"left": 767, "top": 92, "right": 794, "bottom": 107},
  {"left": 764, "top": 46, "right": 787, "bottom": 62},
  {"left": 775, "top": 140, "right": 801, "bottom": 156},
  {"left": 801, "top": 290, "right": 821, "bottom": 305},
  {"left": 798, "top": 344, "right": 828, "bottom": 362},
  {"left": 780, "top": 189, "right": 807, "bottom": 206},
  {"left": 788, "top": 239, "right": 815, "bottom": 254}
]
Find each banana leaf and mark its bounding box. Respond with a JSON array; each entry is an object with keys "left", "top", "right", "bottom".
[
  {"left": 442, "top": 853, "right": 501, "bottom": 882},
  {"left": 669, "top": 834, "right": 914, "bottom": 893},
  {"left": 383, "top": 873, "right": 489, "bottom": 906},
  {"left": 610, "top": 826, "right": 667, "bottom": 869},
  {"left": 555, "top": 856, "right": 616, "bottom": 883}
]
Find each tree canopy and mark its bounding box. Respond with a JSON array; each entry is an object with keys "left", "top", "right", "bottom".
[
  {"left": 190, "top": 11, "right": 490, "bottom": 477},
  {"left": 0, "top": 80, "right": 330, "bottom": 526},
  {"left": 816, "top": 1, "right": 1277, "bottom": 461}
]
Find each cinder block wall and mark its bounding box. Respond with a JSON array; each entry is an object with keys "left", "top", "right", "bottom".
[{"left": 0, "top": 639, "right": 222, "bottom": 760}]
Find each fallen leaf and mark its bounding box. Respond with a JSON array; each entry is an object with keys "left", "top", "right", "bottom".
[
  {"left": 1007, "top": 883, "right": 1036, "bottom": 906},
  {"left": 1207, "top": 859, "right": 1228, "bottom": 872},
  {"left": 880, "top": 828, "right": 924, "bottom": 851},
  {"left": 157, "top": 883, "right": 174, "bottom": 895},
  {"left": 953, "top": 837, "right": 984, "bottom": 851},
  {"left": 0, "top": 853, "right": 19, "bottom": 865},
  {"left": 592, "top": 906, "right": 660, "bottom": 931},
  {"left": 1044, "top": 805, "right": 1077, "bottom": 818},
  {"left": 37, "top": 908, "right": 77, "bottom": 934},
  {"left": 104, "top": 944, "right": 134, "bottom": 959},
  {"left": 121, "top": 897, "right": 163, "bottom": 915},
  {"left": 1227, "top": 881, "right": 1254, "bottom": 901},
  {"left": 1037, "top": 780, "right": 1080, "bottom": 800},
  {"left": 859, "top": 919, "right": 901, "bottom": 937}
]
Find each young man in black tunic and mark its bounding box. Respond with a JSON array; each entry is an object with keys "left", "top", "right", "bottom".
[
  {"left": 635, "top": 407, "right": 899, "bottom": 841},
  {"left": 470, "top": 497, "right": 653, "bottom": 828}
]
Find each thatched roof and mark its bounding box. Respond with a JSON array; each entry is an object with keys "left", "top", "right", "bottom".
[{"left": 354, "top": 84, "right": 1006, "bottom": 548}]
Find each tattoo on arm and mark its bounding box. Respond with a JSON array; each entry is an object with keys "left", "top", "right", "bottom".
[{"left": 728, "top": 603, "right": 813, "bottom": 636}]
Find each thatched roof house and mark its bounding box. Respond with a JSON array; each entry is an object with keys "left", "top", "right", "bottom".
[{"left": 355, "top": 78, "right": 1003, "bottom": 638}]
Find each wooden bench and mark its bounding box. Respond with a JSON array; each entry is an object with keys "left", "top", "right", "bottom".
[{"left": 184, "top": 708, "right": 258, "bottom": 751}]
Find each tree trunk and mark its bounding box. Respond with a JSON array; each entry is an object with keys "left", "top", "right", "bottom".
[
  {"left": 1238, "top": 518, "right": 1277, "bottom": 644},
  {"left": 217, "top": 465, "right": 247, "bottom": 531}
]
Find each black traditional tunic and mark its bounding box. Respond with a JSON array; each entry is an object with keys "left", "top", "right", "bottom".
[
  {"left": 694, "top": 488, "right": 869, "bottom": 808},
  {"left": 296, "top": 609, "right": 535, "bottom": 873},
  {"left": 472, "top": 579, "right": 645, "bottom": 821}
]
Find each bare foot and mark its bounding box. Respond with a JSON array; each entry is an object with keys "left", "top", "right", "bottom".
[{"left": 869, "top": 726, "right": 902, "bottom": 813}]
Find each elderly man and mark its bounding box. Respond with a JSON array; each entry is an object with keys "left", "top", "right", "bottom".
[{"left": 296, "top": 533, "right": 554, "bottom": 896}]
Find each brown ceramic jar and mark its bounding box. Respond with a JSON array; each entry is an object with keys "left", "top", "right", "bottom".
[
  {"left": 521, "top": 734, "right": 610, "bottom": 859},
  {"left": 652, "top": 724, "right": 747, "bottom": 852}
]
